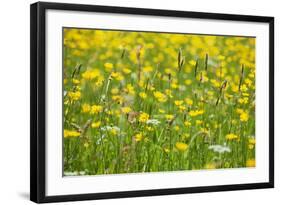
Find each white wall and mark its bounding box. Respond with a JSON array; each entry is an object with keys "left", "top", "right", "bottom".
[{"left": 0, "top": 0, "right": 279, "bottom": 204}]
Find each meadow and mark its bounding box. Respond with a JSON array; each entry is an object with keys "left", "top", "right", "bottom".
[{"left": 63, "top": 28, "right": 256, "bottom": 176}]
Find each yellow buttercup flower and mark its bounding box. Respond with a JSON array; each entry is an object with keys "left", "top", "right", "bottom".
[
  {"left": 90, "top": 105, "right": 103, "bottom": 114},
  {"left": 205, "top": 163, "right": 216, "bottom": 169},
  {"left": 72, "top": 78, "right": 80, "bottom": 84},
  {"left": 236, "top": 108, "right": 244, "bottom": 114},
  {"left": 184, "top": 121, "right": 191, "bottom": 127},
  {"left": 112, "top": 95, "right": 123, "bottom": 104},
  {"left": 122, "top": 68, "right": 131, "bottom": 74},
  {"left": 139, "top": 92, "right": 147, "bottom": 99},
  {"left": 125, "top": 83, "right": 135, "bottom": 95},
  {"left": 64, "top": 129, "right": 80, "bottom": 138},
  {"left": 111, "top": 88, "right": 119, "bottom": 95},
  {"left": 174, "top": 125, "right": 180, "bottom": 131},
  {"left": 185, "top": 98, "right": 193, "bottom": 106},
  {"left": 165, "top": 114, "right": 174, "bottom": 121},
  {"left": 226, "top": 133, "right": 239, "bottom": 141},
  {"left": 240, "top": 112, "right": 249, "bottom": 122},
  {"left": 189, "top": 109, "right": 204, "bottom": 117},
  {"left": 175, "top": 142, "right": 188, "bottom": 152},
  {"left": 248, "top": 137, "right": 256, "bottom": 149},
  {"left": 111, "top": 72, "right": 124, "bottom": 81},
  {"left": 81, "top": 103, "right": 91, "bottom": 113},
  {"left": 135, "top": 133, "right": 143, "bottom": 142},
  {"left": 143, "top": 66, "right": 153, "bottom": 73},
  {"left": 82, "top": 69, "right": 101, "bottom": 80},
  {"left": 104, "top": 62, "right": 113, "bottom": 72},
  {"left": 91, "top": 121, "right": 101, "bottom": 128},
  {"left": 121, "top": 106, "right": 132, "bottom": 114},
  {"left": 68, "top": 91, "right": 81, "bottom": 101},
  {"left": 178, "top": 105, "right": 186, "bottom": 112},
  {"left": 246, "top": 159, "right": 255, "bottom": 167},
  {"left": 174, "top": 100, "right": 184, "bottom": 106},
  {"left": 189, "top": 60, "right": 197, "bottom": 66},
  {"left": 139, "top": 112, "right": 149, "bottom": 123},
  {"left": 153, "top": 91, "right": 167, "bottom": 102}
]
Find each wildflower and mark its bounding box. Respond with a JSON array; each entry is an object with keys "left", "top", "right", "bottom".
[
  {"left": 64, "top": 129, "right": 80, "bottom": 138},
  {"left": 178, "top": 105, "right": 186, "bottom": 112},
  {"left": 188, "top": 109, "right": 204, "bottom": 117},
  {"left": 111, "top": 88, "right": 119, "bottom": 95},
  {"left": 240, "top": 84, "right": 248, "bottom": 92},
  {"left": 68, "top": 91, "right": 81, "bottom": 101},
  {"left": 165, "top": 89, "right": 173, "bottom": 98},
  {"left": 185, "top": 98, "right": 193, "bottom": 106},
  {"left": 135, "top": 133, "right": 143, "bottom": 142},
  {"left": 175, "top": 142, "right": 188, "bottom": 152},
  {"left": 248, "top": 137, "right": 256, "bottom": 145},
  {"left": 245, "top": 78, "right": 253, "bottom": 87},
  {"left": 90, "top": 105, "right": 103, "bottom": 114},
  {"left": 189, "top": 60, "right": 197, "bottom": 66},
  {"left": 165, "top": 114, "right": 174, "bottom": 121},
  {"left": 249, "top": 72, "right": 255, "bottom": 78},
  {"left": 242, "top": 92, "right": 250, "bottom": 97},
  {"left": 153, "top": 91, "right": 167, "bottom": 102},
  {"left": 122, "top": 68, "right": 131, "bottom": 74},
  {"left": 143, "top": 66, "right": 153, "bottom": 73},
  {"left": 164, "top": 68, "right": 175, "bottom": 75},
  {"left": 238, "top": 97, "right": 249, "bottom": 104},
  {"left": 138, "top": 80, "right": 145, "bottom": 88},
  {"left": 110, "top": 128, "right": 118, "bottom": 136},
  {"left": 95, "top": 79, "right": 104, "bottom": 87},
  {"left": 139, "top": 112, "right": 149, "bottom": 123},
  {"left": 111, "top": 72, "right": 124, "bottom": 81},
  {"left": 82, "top": 69, "right": 101, "bottom": 80},
  {"left": 81, "top": 103, "right": 91, "bottom": 113},
  {"left": 208, "top": 144, "right": 231, "bottom": 153},
  {"left": 210, "top": 79, "right": 220, "bottom": 88},
  {"left": 205, "top": 163, "right": 216, "bottom": 169},
  {"left": 174, "top": 125, "right": 180, "bottom": 131},
  {"left": 121, "top": 106, "right": 132, "bottom": 114},
  {"left": 184, "top": 79, "right": 192, "bottom": 85},
  {"left": 231, "top": 85, "right": 239, "bottom": 93},
  {"left": 236, "top": 108, "right": 243, "bottom": 114},
  {"left": 226, "top": 133, "right": 239, "bottom": 141},
  {"left": 145, "top": 126, "right": 154, "bottom": 131},
  {"left": 184, "top": 121, "right": 191, "bottom": 127},
  {"left": 174, "top": 100, "right": 184, "bottom": 106},
  {"left": 104, "top": 62, "right": 113, "bottom": 72},
  {"left": 112, "top": 95, "right": 123, "bottom": 104},
  {"left": 248, "top": 137, "right": 256, "bottom": 149},
  {"left": 139, "top": 92, "right": 147, "bottom": 99},
  {"left": 91, "top": 121, "right": 101, "bottom": 128},
  {"left": 171, "top": 82, "right": 179, "bottom": 89},
  {"left": 125, "top": 83, "right": 135, "bottom": 95},
  {"left": 246, "top": 159, "right": 256, "bottom": 167},
  {"left": 101, "top": 126, "right": 120, "bottom": 136},
  {"left": 240, "top": 111, "right": 249, "bottom": 122},
  {"left": 146, "top": 119, "right": 160, "bottom": 125},
  {"left": 72, "top": 79, "right": 80, "bottom": 84}
]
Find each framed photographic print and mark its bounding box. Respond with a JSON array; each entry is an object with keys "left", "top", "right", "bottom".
[{"left": 30, "top": 1, "right": 274, "bottom": 203}]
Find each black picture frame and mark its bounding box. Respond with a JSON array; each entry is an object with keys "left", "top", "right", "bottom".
[{"left": 30, "top": 1, "right": 274, "bottom": 203}]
